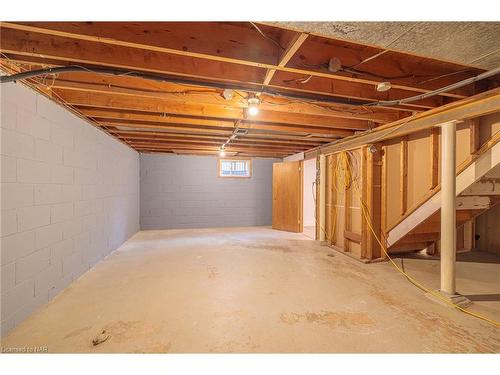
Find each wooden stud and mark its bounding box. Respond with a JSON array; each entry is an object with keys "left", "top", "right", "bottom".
[
  {"left": 361, "top": 144, "right": 383, "bottom": 260},
  {"left": 469, "top": 117, "right": 480, "bottom": 155},
  {"left": 430, "top": 127, "right": 440, "bottom": 189},
  {"left": 400, "top": 136, "right": 408, "bottom": 216}
]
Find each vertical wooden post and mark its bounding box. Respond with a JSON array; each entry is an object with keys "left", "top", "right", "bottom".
[
  {"left": 462, "top": 221, "right": 474, "bottom": 252},
  {"left": 400, "top": 136, "right": 408, "bottom": 216},
  {"left": 318, "top": 155, "right": 326, "bottom": 242},
  {"left": 469, "top": 118, "right": 480, "bottom": 155},
  {"left": 430, "top": 127, "right": 439, "bottom": 190},
  {"left": 380, "top": 145, "right": 388, "bottom": 259},
  {"left": 361, "top": 144, "right": 383, "bottom": 260},
  {"left": 344, "top": 179, "right": 351, "bottom": 253},
  {"left": 327, "top": 155, "right": 336, "bottom": 245}
]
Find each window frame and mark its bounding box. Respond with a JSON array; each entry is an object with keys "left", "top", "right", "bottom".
[{"left": 217, "top": 158, "right": 252, "bottom": 179}]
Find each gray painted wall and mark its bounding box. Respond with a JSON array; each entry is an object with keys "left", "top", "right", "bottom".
[
  {"left": 140, "top": 154, "right": 280, "bottom": 230},
  {"left": 1, "top": 82, "right": 140, "bottom": 336}
]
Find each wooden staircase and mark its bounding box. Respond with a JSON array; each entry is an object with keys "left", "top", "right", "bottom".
[{"left": 386, "top": 141, "right": 500, "bottom": 255}]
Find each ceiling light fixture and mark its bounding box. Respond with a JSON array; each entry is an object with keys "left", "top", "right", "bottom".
[
  {"left": 376, "top": 82, "right": 392, "bottom": 92},
  {"left": 247, "top": 97, "right": 261, "bottom": 116},
  {"left": 219, "top": 148, "right": 226, "bottom": 157}
]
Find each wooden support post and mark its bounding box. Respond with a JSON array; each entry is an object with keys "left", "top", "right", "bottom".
[
  {"left": 361, "top": 144, "right": 383, "bottom": 260},
  {"left": 440, "top": 121, "right": 457, "bottom": 295},
  {"left": 462, "top": 220, "right": 474, "bottom": 252},
  {"left": 381, "top": 145, "right": 388, "bottom": 258},
  {"left": 469, "top": 118, "right": 480, "bottom": 155},
  {"left": 430, "top": 127, "right": 439, "bottom": 189},
  {"left": 400, "top": 136, "right": 408, "bottom": 216},
  {"left": 327, "top": 155, "right": 336, "bottom": 245},
  {"left": 318, "top": 155, "right": 326, "bottom": 242},
  {"left": 344, "top": 179, "right": 352, "bottom": 253}
]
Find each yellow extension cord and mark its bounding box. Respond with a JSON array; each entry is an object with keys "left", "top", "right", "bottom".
[{"left": 321, "top": 151, "right": 500, "bottom": 328}]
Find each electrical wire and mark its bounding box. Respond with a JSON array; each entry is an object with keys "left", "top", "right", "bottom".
[
  {"left": 1, "top": 63, "right": 498, "bottom": 108},
  {"left": 249, "top": 22, "right": 286, "bottom": 51},
  {"left": 330, "top": 150, "right": 500, "bottom": 327}
]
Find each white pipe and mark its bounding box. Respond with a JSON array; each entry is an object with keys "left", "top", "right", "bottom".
[
  {"left": 369, "top": 66, "right": 500, "bottom": 107},
  {"left": 440, "top": 121, "right": 457, "bottom": 295}
]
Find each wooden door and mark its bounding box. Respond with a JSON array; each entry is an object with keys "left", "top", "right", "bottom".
[{"left": 272, "top": 161, "right": 303, "bottom": 232}]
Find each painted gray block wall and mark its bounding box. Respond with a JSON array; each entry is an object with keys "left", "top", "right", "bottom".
[
  {"left": 1, "top": 82, "right": 140, "bottom": 336},
  {"left": 140, "top": 154, "right": 280, "bottom": 230}
]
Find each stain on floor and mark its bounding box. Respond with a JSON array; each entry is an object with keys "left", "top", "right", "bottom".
[{"left": 2, "top": 227, "right": 499, "bottom": 353}]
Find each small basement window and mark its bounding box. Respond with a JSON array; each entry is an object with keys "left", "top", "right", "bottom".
[{"left": 218, "top": 158, "right": 252, "bottom": 178}]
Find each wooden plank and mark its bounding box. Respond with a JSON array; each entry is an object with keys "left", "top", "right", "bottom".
[
  {"left": 430, "top": 127, "right": 440, "bottom": 189},
  {"left": 344, "top": 230, "right": 362, "bottom": 244},
  {"left": 312, "top": 88, "right": 500, "bottom": 156},
  {"left": 362, "top": 144, "right": 383, "bottom": 260},
  {"left": 78, "top": 107, "right": 348, "bottom": 138},
  {"left": 344, "top": 182, "right": 352, "bottom": 252},
  {"left": 95, "top": 119, "right": 353, "bottom": 138},
  {"left": 127, "top": 141, "right": 301, "bottom": 153},
  {"left": 462, "top": 221, "right": 474, "bottom": 251},
  {"left": 1, "top": 22, "right": 474, "bottom": 102},
  {"left": 263, "top": 32, "right": 309, "bottom": 85},
  {"left": 44, "top": 74, "right": 399, "bottom": 123},
  {"left": 113, "top": 130, "right": 325, "bottom": 147},
  {"left": 400, "top": 137, "right": 408, "bottom": 216},
  {"left": 380, "top": 144, "right": 388, "bottom": 259},
  {"left": 55, "top": 89, "right": 370, "bottom": 130},
  {"left": 272, "top": 161, "right": 303, "bottom": 232},
  {"left": 469, "top": 117, "right": 480, "bottom": 154}
]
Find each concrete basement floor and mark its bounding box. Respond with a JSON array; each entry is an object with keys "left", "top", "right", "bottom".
[{"left": 2, "top": 227, "right": 499, "bottom": 353}]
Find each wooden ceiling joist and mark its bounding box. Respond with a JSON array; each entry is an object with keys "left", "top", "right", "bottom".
[
  {"left": 1, "top": 21, "right": 497, "bottom": 158},
  {"left": 55, "top": 89, "right": 370, "bottom": 130},
  {"left": 1, "top": 22, "right": 484, "bottom": 98},
  {"left": 43, "top": 74, "right": 402, "bottom": 123}
]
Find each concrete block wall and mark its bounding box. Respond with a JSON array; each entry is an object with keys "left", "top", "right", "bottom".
[
  {"left": 1, "top": 82, "right": 140, "bottom": 336},
  {"left": 140, "top": 154, "right": 279, "bottom": 229}
]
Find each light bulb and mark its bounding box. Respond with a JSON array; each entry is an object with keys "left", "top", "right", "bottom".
[
  {"left": 247, "top": 105, "right": 259, "bottom": 116},
  {"left": 247, "top": 96, "right": 260, "bottom": 116},
  {"left": 219, "top": 150, "right": 226, "bottom": 157}
]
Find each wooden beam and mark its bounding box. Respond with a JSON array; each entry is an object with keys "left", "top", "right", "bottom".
[
  {"left": 45, "top": 75, "right": 399, "bottom": 123},
  {"left": 116, "top": 135, "right": 314, "bottom": 151},
  {"left": 129, "top": 142, "right": 293, "bottom": 154},
  {"left": 400, "top": 137, "right": 408, "bottom": 216},
  {"left": 1, "top": 22, "right": 477, "bottom": 99},
  {"left": 344, "top": 182, "right": 352, "bottom": 253},
  {"left": 95, "top": 119, "right": 352, "bottom": 138},
  {"left": 263, "top": 32, "right": 308, "bottom": 85},
  {"left": 344, "top": 230, "right": 362, "bottom": 244},
  {"left": 430, "top": 127, "right": 440, "bottom": 189},
  {"left": 469, "top": 117, "right": 480, "bottom": 154},
  {"left": 53, "top": 89, "right": 369, "bottom": 130},
  {"left": 78, "top": 106, "right": 346, "bottom": 138},
  {"left": 113, "top": 130, "right": 325, "bottom": 147},
  {"left": 0, "top": 24, "right": 464, "bottom": 108},
  {"left": 312, "top": 88, "right": 500, "bottom": 156},
  {"left": 380, "top": 144, "right": 388, "bottom": 258},
  {"left": 361, "top": 144, "right": 383, "bottom": 260}
]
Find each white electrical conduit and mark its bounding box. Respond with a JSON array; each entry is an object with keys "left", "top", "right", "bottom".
[{"left": 367, "top": 66, "right": 500, "bottom": 106}]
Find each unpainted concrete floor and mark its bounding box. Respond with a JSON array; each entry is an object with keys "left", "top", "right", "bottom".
[{"left": 2, "top": 227, "right": 499, "bottom": 353}]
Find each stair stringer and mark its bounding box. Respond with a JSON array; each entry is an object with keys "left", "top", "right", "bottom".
[{"left": 387, "top": 140, "right": 500, "bottom": 247}]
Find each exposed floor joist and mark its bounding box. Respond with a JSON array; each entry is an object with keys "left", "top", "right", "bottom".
[{"left": 1, "top": 21, "right": 498, "bottom": 157}]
